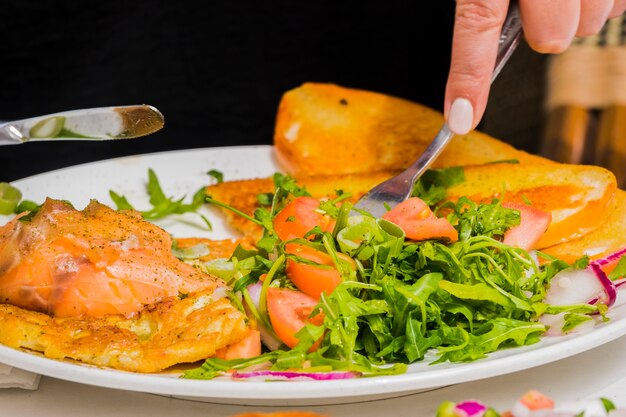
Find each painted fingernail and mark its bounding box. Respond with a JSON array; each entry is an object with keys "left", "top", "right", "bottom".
[{"left": 448, "top": 98, "right": 474, "bottom": 135}]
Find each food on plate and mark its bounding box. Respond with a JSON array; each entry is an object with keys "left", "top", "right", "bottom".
[
  {"left": 0, "top": 198, "right": 251, "bottom": 371},
  {"left": 500, "top": 202, "right": 552, "bottom": 251},
  {"left": 175, "top": 236, "right": 256, "bottom": 261},
  {"left": 185, "top": 169, "right": 625, "bottom": 380},
  {"left": 544, "top": 190, "right": 626, "bottom": 263},
  {"left": 0, "top": 287, "right": 247, "bottom": 372},
  {"left": 274, "top": 83, "right": 549, "bottom": 177},
  {"left": 206, "top": 172, "right": 394, "bottom": 240},
  {"left": 272, "top": 83, "right": 620, "bottom": 254},
  {"left": 2, "top": 83, "right": 626, "bottom": 379},
  {"left": 186, "top": 84, "right": 626, "bottom": 379},
  {"left": 207, "top": 162, "right": 617, "bottom": 252},
  {"left": 437, "top": 390, "right": 622, "bottom": 417},
  {"left": 445, "top": 162, "right": 616, "bottom": 248},
  {"left": 0, "top": 198, "right": 218, "bottom": 317},
  {"left": 382, "top": 197, "right": 459, "bottom": 242}
]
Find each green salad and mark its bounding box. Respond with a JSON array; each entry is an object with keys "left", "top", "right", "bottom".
[{"left": 179, "top": 171, "right": 605, "bottom": 380}]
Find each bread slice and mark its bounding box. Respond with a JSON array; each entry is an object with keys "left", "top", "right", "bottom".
[
  {"left": 445, "top": 163, "right": 617, "bottom": 249},
  {"left": 543, "top": 189, "right": 626, "bottom": 262},
  {"left": 274, "top": 83, "right": 549, "bottom": 177}
]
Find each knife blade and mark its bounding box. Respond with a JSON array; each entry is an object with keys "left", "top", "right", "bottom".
[{"left": 0, "top": 105, "right": 164, "bottom": 145}]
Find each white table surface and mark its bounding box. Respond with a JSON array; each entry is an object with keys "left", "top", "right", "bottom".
[{"left": 2, "top": 335, "right": 625, "bottom": 417}]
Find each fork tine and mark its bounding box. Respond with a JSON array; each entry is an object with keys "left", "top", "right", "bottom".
[{"left": 353, "top": 124, "right": 454, "bottom": 217}]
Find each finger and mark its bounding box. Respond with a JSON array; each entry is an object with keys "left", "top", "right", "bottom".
[
  {"left": 444, "top": 0, "right": 509, "bottom": 134},
  {"left": 520, "top": 0, "right": 580, "bottom": 53},
  {"left": 578, "top": 0, "right": 614, "bottom": 36},
  {"left": 609, "top": 0, "right": 626, "bottom": 17}
]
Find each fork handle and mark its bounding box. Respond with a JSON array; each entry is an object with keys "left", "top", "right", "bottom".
[{"left": 493, "top": 2, "right": 523, "bottom": 81}]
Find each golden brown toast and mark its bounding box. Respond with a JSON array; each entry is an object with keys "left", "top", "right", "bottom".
[
  {"left": 274, "top": 83, "right": 549, "bottom": 176},
  {"left": 543, "top": 189, "right": 626, "bottom": 262},
  {"left": 445, "top": 163, "right": 617, "bottom": 249}
]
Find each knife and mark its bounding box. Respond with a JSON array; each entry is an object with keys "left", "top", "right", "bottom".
[{"left": 0, "top": 105, "right": 164, "bottom": 145}]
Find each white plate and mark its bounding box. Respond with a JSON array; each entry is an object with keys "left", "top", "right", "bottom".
[{"left": 2, "top": 145, "right": 626, "bottom": 406}]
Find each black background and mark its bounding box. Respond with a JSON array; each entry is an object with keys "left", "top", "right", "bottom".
[{"left": 0, "top": 1, "right": 546, "bottom": 181}]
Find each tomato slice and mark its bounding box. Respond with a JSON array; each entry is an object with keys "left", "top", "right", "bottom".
[
  {"left": 502, "top": 202, "right": 552, "bottom": 251},
  {"left": 266, "top": 287, "right": 324, "bottom": 349},
  {"left": 285, "top": 244, "right": 354, "bottom": 299},
  {"left": 382, "top": 197, "right": 458, "bottom": 242},
  {"left": 214, "top": 328, "right": 261, "bottom": 360},
  {"left": 273, "top": 197, "right": 335, "bottom": 241}
]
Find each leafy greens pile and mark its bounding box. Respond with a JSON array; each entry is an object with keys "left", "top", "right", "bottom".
[{"left": 184, "top": 170, "right": 598, "bottom": 380}]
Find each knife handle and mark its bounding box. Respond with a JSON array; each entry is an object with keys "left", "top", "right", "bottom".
[{"left": 0, "top": 123, "right": 24, "bottom": 145}]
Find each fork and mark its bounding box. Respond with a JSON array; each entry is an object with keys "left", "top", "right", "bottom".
[{"left": 353, "top": 2, "right": 523, "bottom": 218}]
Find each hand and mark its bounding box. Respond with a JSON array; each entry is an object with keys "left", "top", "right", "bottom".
[{"left": 444, "top": 0, "right": 626, "bottom": 135}]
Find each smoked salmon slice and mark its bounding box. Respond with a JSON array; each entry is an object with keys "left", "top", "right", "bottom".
[{"left": 0, "top": 198, "right": 220, "bottom": 318}]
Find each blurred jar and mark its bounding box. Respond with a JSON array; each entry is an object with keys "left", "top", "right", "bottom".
[{"left": 542, "top": 14, "right": 626, "bottom": 188}]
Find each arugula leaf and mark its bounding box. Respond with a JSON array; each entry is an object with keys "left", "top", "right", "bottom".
[
  {"left": 257, "top": 192, "right": 273, "bottom": 206},
  {"left": 146, "top": 168, "right": 167, "bottom": 206},
  {"left": 562, "top": 313, "right": 593, "bottom": 333},
  {"left": 608, "top": 256, "right": 626, "bottom": 280},
  {"left": 439, "top": 281, "right": 516, "bottom": 308},
  {"left": 108, "top": 169, "right": 211, "bottom": 229},
  {"left": 14, "top": 200, "right": 42, "bottom": 222},
  {"left": 601, "top": 398, "right": 616, "bottom": 413},
  {"left": 412, "top": 167, "right": 465, "bottom": 206},
  {"left": 206, "top": 169, "right": 224, "bottom": 183},
  {"left": 109, "top": 190, "right": 135, "bottom": 211},
  {"left": 445, "top": 197, "right": 521, "bottom": 241},
  {"left": 437, "top": 318, "right": 545, "bottom": 362}
]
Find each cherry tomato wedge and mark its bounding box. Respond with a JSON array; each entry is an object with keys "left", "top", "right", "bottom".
[
  {"left": 502, "top": 202, "right": 552, "bottom": 251},
  {"left": 266, "top": 287, "right": 324, "bottom": 349},
  {"left": 273, "top": 197, "right": 335, "bottom": 241},
  {"left": 382, "top": 197, "right": 458, "bottom": 242},
  {"left": 214, "top": 328, "right": 261, "bottom": 360},
  {"left": 285, "top": 244, "right": 355, "bottom": 299}
]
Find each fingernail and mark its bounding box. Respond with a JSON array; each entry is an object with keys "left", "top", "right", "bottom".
[{"left": 448, "top": 98, "right": 474, "bottom": 135}]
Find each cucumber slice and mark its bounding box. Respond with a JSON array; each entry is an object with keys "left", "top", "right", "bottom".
[
  {"left": 0, "top": 182, "right": 22, "bottom": 214},
  {"left": 29, "top": 116, "right": 65, "bottom": 138}
]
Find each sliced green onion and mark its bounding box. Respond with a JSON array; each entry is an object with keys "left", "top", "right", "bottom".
[
  {"left": 29, "top": 116, "right": 65, "bottom": 138},
  {"left": 0, "top": 183, "right": 22, "bottom": 215},
  {"left": 172, "top": 243, "right": 210, "bottom": 260},
  {"left": 203, "top": 258, "right": 235, "bottom": 281}
]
